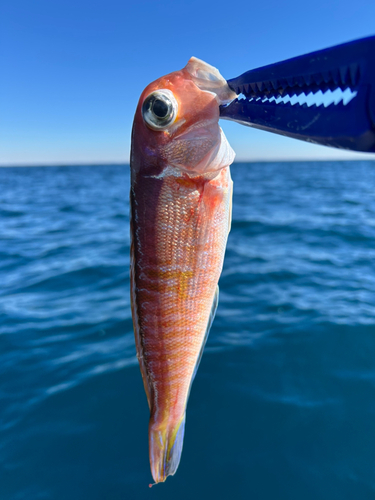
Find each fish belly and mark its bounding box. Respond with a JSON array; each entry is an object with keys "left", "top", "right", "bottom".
[{"left": 130, "top": 165, "right": 232, "bottom": 482}]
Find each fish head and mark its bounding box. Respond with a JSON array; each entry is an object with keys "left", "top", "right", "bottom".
[{"left": 131, "top": 57, "right": 237, "bottom": 176}]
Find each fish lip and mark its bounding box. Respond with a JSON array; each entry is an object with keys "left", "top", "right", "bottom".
[{"left": 184, "top": 57, "right": 238, "bottom": 105}]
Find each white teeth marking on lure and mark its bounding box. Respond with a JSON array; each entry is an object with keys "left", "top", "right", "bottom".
[
  {"left": 240, "top": 87, "right": 357, "bottom": 108},
  {"left": 271, "top": 87, "right": 358, "bottom": 107}
]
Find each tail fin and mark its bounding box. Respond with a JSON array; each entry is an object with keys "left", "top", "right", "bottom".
[{"left": 149, "top": 414, "right": 186, "bottom": 484}]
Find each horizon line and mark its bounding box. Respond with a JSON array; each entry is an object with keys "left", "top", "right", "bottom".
[{"left": 1, "top": 158, "right": 375, "bottom": 168}]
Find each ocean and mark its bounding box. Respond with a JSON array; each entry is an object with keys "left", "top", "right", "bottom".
[{"left": 1, "top": 161, "right": 375, "bottom": 499}]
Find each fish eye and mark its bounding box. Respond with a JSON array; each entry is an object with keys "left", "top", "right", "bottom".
[{"left": 141, "top": 90, "right": 178, "bottom": 131}]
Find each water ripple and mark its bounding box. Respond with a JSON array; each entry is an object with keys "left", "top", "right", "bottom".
[{"left": 2, "top": 162, "right": 375, "bottom": 498}]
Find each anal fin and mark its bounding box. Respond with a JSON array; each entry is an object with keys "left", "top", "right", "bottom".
[{"left": 189, "top": 285, "right": 219, "bottom": 393}]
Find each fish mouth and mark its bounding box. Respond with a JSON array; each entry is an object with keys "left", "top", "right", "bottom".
[{"left": 185, "top": 57, "right": 237, "bottom": 105}]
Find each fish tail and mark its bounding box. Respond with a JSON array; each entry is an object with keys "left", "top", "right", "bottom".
[{"left": 149, "top": 413, "right": 186, "bottom": 484}]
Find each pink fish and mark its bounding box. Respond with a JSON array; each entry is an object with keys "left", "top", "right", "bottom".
[{"left": 130, "top": 57, "right": 236, "bottom": 484}]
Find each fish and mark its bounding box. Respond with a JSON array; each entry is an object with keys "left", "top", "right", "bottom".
[{"left": 130, "top": 57, "right": 237, "bottom": 484}]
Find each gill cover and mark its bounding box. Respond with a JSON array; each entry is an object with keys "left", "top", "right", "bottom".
[{"left": 177, "top": 57, "right": 237, "bottom": 173}]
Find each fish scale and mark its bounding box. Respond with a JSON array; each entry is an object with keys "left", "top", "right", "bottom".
[
  {"left": 132, "top": 171, "right": 231, "bottom": 412},
  {"left": 131, "top": 169, "right": 232, "bottom": 480}
]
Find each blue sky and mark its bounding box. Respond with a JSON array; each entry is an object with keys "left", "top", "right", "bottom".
[{"left": 1, "top": 0, "right": 375, "bottom": 165}]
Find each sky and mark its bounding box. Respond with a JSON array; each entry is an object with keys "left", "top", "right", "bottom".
[{"left": 1, "top": 0, "right": 375, "bottom": 165}]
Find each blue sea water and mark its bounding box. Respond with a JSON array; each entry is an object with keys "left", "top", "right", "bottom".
[{"left": 1, "top": 161, "right": 375, "bottom": 499}]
